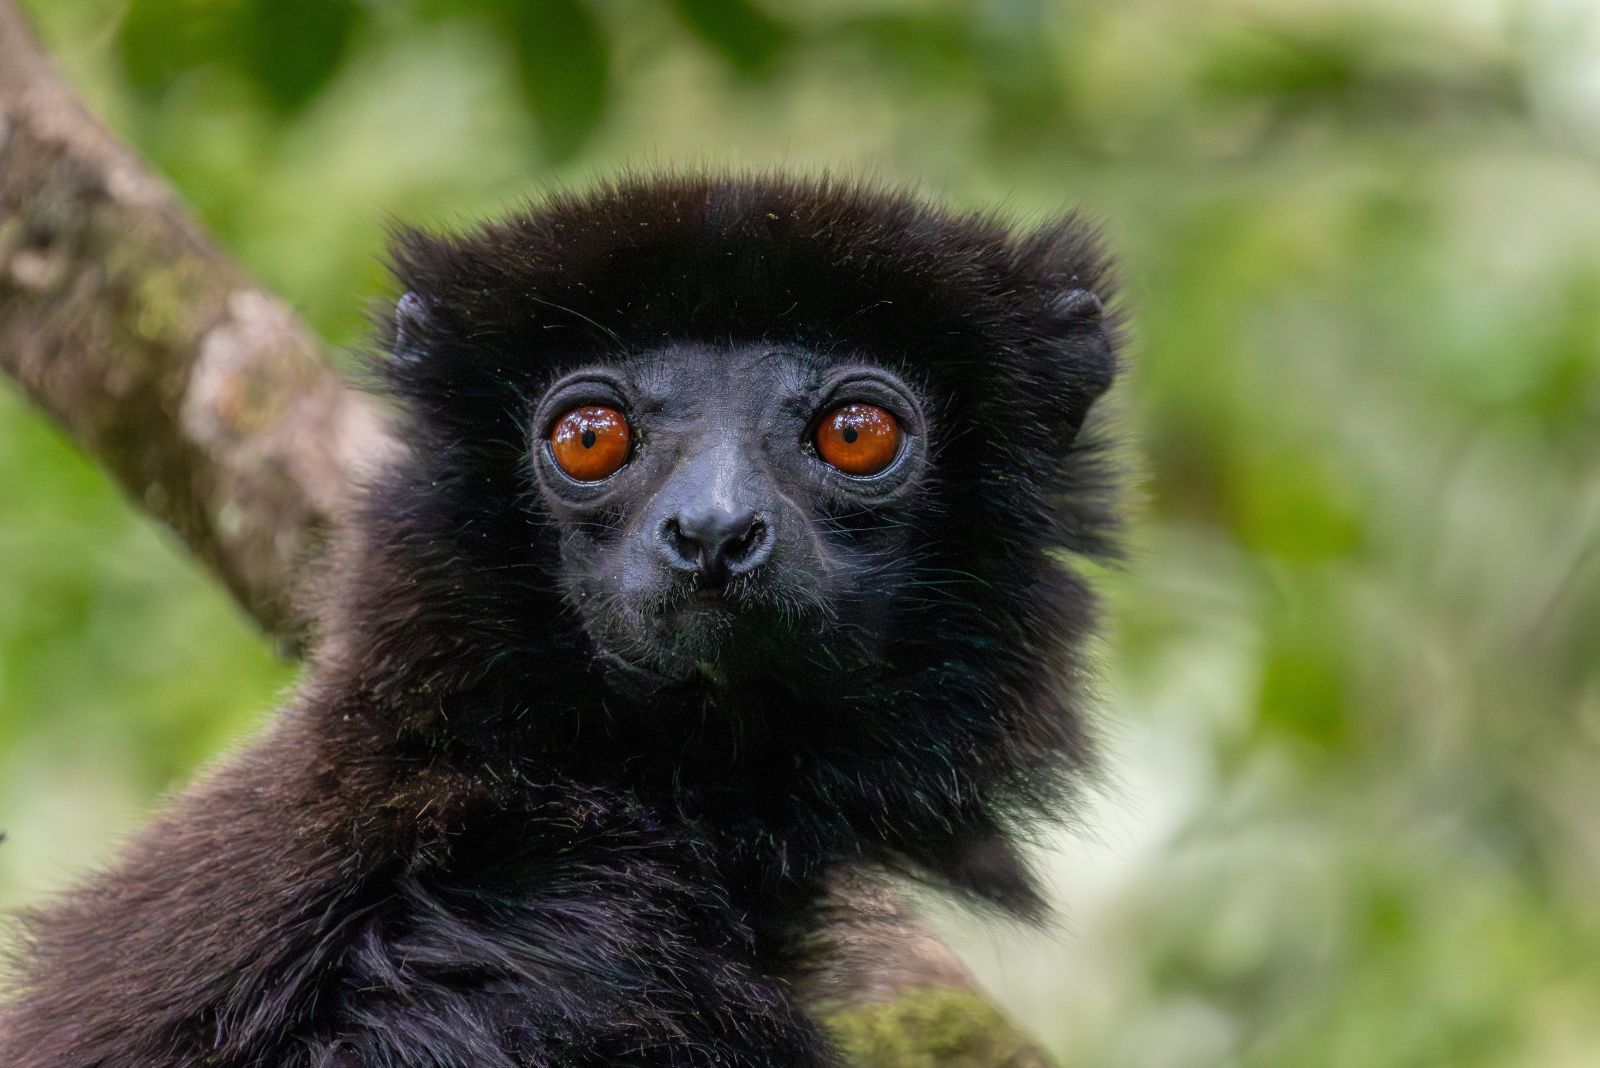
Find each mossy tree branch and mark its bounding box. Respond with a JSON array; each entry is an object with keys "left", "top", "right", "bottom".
[
  {"left": 0, "top": 0, "right": 385, "bottom": 648},
  {"left": 0, "top": 3, "right": 1052, "bottom": 1063}
]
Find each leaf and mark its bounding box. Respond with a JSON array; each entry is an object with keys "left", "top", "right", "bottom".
[
  {"left": 667, "top": 0, "right": 789, "bottom": 76},
  {"left": 233, "top": 0, "right": 361, "bottom": 115},
  {"left": 1200, "top": 26, "right": 1359, "bottom": 101},
  {"left": 116, "top": 0, "right": 237, "bottom": 99},
  {"left": 500, "top": 0, "right": 609, "bottom": 164}
]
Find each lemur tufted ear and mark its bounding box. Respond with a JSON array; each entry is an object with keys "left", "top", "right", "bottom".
[
  {"left": 392, "top": 291, "right": 431, "bottom": 364},
  {"left": 1046, "top": 287, "right": 1117, "bottom": 436},
  {"left": 1051, "top": 287, "right": 1104, "bottom": 324}
]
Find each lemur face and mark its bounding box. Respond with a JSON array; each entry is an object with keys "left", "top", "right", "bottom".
[
  {"left": 378, "top": 176, "right": 1118, "bottom": 720},
  {"left": 527, "top": 342, "right": 933, "bottom": 686}
]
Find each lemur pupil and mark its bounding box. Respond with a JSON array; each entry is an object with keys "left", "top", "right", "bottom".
[
  {"left": 581, "top": 429, "right": 597, "bottom": 448},
  {"left": 841, "top": 426, "right": 858, "bottom": 444}
]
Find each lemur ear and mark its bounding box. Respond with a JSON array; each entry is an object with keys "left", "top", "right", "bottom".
[
  {"left": 1050, "top": 287, "right": 1104, "bottom": 325},
  {"left": 1047, "top": 287, "right": 1116, "bottom": 436},
  {"left": 393, "top": 291, "right": 432, "bottom": 364}
]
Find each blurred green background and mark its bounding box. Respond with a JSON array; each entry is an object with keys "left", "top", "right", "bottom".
[{"left": 3, "top": 1, "right": 1597, "bottom": 1064}]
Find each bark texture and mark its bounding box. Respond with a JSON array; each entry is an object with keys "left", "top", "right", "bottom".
[
  {"left": 0, "top": 0, "right": 388, "bottom": 648},
  {"left": 0, "top": 2, "right": 1051, "bottom": 1063}
]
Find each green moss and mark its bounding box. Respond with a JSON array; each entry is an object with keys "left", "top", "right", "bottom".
[
  {"left": 824, "top": 987, "right": 1055, "bottom": 1068},
  {"left": 127, "top": 256, "right": 202, "bottom": 347}
]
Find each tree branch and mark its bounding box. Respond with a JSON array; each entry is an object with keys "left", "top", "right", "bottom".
[
  {"left": 0, "top": 3, "right": 1049, "bottom": 1062},
  {"left": 0, "top": 0, "right": 388, "bottom": 648}
]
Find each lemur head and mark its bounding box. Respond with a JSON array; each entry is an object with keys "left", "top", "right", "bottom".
[
  {"left": 358, "top": 175, "right": 1119, "bottom": 767},
  {"left": 371, "top": 175, "right": 1126, "bottom": 697}
]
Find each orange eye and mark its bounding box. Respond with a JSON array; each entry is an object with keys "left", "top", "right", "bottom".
[
  {"left": 815, "top": 403, "right": 902, "bottom": 477},
  {"left": 550, "top": 405, "right": 630, "bottom": 481}
]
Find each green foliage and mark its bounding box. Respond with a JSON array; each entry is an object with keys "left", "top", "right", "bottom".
[
  {"left": 1199, "top": 26, "right": 1361, "bottom": 101},
  {"left": 668, "top": 0, "right": 789, "bottom": 76},
  {"left": 8, "top": 1, "right": 1599, "bottom": 1064},
  {"left": 233, "top": 0, "right": 360, "bottom": 115},
  {"left": 117, "top": 0, "right": 359, "bottom": 115},
  {"left": 498, "top": 0, "right": 610, "bottom": 163}
]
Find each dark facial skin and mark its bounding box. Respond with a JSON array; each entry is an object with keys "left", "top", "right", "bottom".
[{"left": 529, "top": 343, "right": 930, "bottom": 690}]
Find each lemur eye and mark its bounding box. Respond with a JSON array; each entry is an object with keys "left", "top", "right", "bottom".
[
  {"left": 815, "top": 403, "right": 901, "bottom": 477},
  {"left": 550, "top": 405, "right": 631, "bottom": 481}
]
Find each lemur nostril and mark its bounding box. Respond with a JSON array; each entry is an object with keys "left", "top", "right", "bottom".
[
  {"left": 664, "top": 518, "right": 698, "bottom": 565},
  {"left": 728, "top": 518, "right": 765, "bottom": 562}
]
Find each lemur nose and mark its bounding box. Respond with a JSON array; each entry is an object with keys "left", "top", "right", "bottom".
[{"left": 660, "top": 507, "right": 771, "bottom": 585}]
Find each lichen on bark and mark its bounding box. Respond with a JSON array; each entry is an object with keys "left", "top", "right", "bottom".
[{"left": 826, "top": 987, "right": 1057, "bottom": 1068}]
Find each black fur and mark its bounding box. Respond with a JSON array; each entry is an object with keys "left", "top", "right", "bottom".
[{"left": 1, "top": 173, "right": 1122, "bottom": 1066}]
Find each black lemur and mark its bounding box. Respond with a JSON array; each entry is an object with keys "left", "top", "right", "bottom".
[{"left": 1, "top": 174, "right": 1121, "bottom": 1066}]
